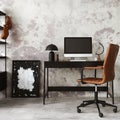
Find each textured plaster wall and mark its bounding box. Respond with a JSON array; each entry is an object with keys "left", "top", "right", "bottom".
[{"left": 0, "top": 0, "right": 120, "bottom": 98}]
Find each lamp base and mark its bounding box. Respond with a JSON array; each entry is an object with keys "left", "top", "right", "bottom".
[
  {"left": 97, "top": 54, "right": 101, "bottom": 61},
  {"left": 49, "top": 51, "right": 55, "bottom": 62}
]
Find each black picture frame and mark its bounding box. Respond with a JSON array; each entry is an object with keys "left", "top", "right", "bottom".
[{"left": 12, "top": 60, "right": 40, "bottom": 97}]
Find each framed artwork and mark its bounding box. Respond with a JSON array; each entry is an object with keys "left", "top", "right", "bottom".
[{"left": 12, "top": 60, "right": 40, "bottom": 97}]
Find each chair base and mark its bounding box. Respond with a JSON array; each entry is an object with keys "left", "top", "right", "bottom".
[{"left": 77, "top": 98, "right": 117, "bottom": 117}]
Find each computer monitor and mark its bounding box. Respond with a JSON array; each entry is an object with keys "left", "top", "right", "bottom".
[{"left": 64, "top": 37, "right": 92, "bottom": 59}]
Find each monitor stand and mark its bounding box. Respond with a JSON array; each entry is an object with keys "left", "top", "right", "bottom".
[{"left": 70, "top": 57, "right": 87, "bottom": 61}]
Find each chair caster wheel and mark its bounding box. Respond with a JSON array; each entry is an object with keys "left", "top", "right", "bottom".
[
  {"left": 113, "top": 108, "right": 117, "bottom": 113},
  {"left": 99, "top": 113, "right": 103, "bottom": 117},
  {"left": 102, "top": 104, "right": 105, "bottom": 107},
  {"left": 77, "top": 108, "right": 81, "bottom": 113},
  {"left": 80, "top": 103, "right": 84, "bottom": 107}
]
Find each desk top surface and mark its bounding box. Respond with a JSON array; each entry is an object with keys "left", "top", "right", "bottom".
[{"left": 44, "top": 61, "right": 103, "bottom": 68}]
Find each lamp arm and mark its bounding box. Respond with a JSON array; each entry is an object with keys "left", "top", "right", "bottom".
[{"left": 96, "top": 42, "right": 104, "bottom": 55}]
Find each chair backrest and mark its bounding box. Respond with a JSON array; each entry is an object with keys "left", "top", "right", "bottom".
[{"left": 102, "top": 44, "right": 119, "bottom": 84}]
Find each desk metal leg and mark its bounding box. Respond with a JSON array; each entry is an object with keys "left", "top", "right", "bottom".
[
  {"left": 47, "top": 68, "right": 49, "bottom": 98},
  {"left": 112, "top": 81, "right": 114, "bottom": 104},
  {"left": 43, "top": 67, "right": 46, "bottom": 105},
  {"left": 94, "top": 69, "right": 113, "bottom": 103},
  {"left": 81, "top": 68, "right": 83, "bottom": 79},
  {"left": 94, "top": 69, "right": 96, "bottom": 78},
  {"left": 106, "top": 81, "right": 114, "bottom": 104},
  {"left": 107, "top": 82, "right": 108, "bottom": 98}
]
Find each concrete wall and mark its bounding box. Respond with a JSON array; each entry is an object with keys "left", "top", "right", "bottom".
[{"left": 0, "top": 0, "right": 120, "bottom": 98}]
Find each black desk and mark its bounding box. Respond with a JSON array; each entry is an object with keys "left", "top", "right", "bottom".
[{"left": 43, "top": 61, "right": 107, "bottom": 104}]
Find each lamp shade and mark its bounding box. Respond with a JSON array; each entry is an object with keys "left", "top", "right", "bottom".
[
  {"left": 46, "top": 44, "right": 58, "bottom": 51},
  {"left": 96, "top": 42, "right": 104, "bottom": 55}
]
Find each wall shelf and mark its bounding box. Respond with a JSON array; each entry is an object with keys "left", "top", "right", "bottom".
[
  {"left": 0, "top": 26, "right": 3, "bottom": 30},
  {"left": 0, "top": 71, "right": 7, "bottom": 91},
  {"left": 0, "top": 40, "right": 7, "bottom": 44},
  {"left": 0, "top": 12, "right": 7, "bottom": 97},
  {"left": 0, "top": 56, "right": 7, "bottom": 58},
  {"left": 0, "top": 11, "right": 6, "bottom": 16}
]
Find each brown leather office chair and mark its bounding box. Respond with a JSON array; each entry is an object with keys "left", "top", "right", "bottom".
[
  {"left": 82, "top": 66, "right": 115, "bottom": 104},
  {"left": 77, "top": 44, "right": 119, "bottom": 117}
]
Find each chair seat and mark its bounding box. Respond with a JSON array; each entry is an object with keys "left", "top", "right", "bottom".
[{"left": 77, "top": 77, "right": 102, "bottom": 84}]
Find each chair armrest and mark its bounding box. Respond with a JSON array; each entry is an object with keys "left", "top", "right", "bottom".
[
  {"left": 77, "top": 66, "right": 103, "bottom": 84},
  {"left": 84, "top": 66, "right": 103, "bottom": 70},
  {"left": 77, "top": 79, "right": 86, "bottom": 84}
]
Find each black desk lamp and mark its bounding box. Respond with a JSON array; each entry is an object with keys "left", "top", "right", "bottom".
[{"left": 46, "top": 44, "right": 58, "bottom": 61}]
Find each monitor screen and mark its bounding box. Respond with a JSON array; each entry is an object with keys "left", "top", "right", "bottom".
[{"left": 64, "top": 37, "right": 92, "bottom": 57}]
